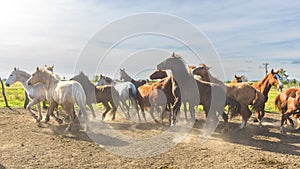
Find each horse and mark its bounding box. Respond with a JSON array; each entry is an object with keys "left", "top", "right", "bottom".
[
  {"left": 192, "top": 63, "right": 264, "bottom": 129},
  {"left": 70, "top": 72, "right": 120, "bottom": 121},
  {"left": 231, "top": 75, "right": 243, "bottom": 84},
  {"left": 274, "top": 87, "right": 300, "bottom": 134},
  {"left": 5, "top": 66, "right": 60, "bottom": 123},
  {"left": 149, "top": 69, "right": 194, "bottom": 122},
  {"left": 119, "top": 68, "right": 147, "bottom": 88},
  {"left": 27, "top": 67, "right": 89, "bottom": 131},
  {"left": 137, "top": 75, "right": 180, "bottom": 124},
  {"left": 252, "top": 69, "right": 284, "bottom": 121},
  {"left": 95, "top": 74, "right": 138, "bottom": 119},
  {"left": 157, "top": 53, "right": 240, "bottom": 132}
]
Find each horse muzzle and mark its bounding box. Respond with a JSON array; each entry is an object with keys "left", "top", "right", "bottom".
[{"left": 5, "top": 83, "right": 10, "bottom": 87}]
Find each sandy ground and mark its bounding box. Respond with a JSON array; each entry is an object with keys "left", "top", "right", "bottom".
[{"left": 0, "top": 108, "right": 299, "bottom": 169}]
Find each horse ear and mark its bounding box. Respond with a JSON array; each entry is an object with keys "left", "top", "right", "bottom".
[
  {"left": 36, "top": 67, "right": 39, "bottom": 71},
  {"left": 14, "top": 67, "right": 17, "bottom": 71},
  {"left": 100, "top": 74, "right": 102, "bottom": 77},
  {"left": 271, "top": 69, "right": 274, "bottom": 74},
  {"left": 172, "top": 52, "right": 175, "bottom": 57},
  {"left": 234, "top": 75, "right": 238, "bottom": 78},
  {"left": 50, "top": 64, "right": 54, "bottom": 69}
]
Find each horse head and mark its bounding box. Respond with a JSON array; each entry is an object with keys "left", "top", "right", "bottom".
[
  {"left": 5, "top": 67, "right": 20, "bottom": 86},
  {"left": 269, "top": 69, "right": 284, "bottom": 91},
  {"left": 149, "top": 69, "right": 168, "bottom": 80},
  {"left": 192, "top": 64, "right": 210, "bottom": 77}
]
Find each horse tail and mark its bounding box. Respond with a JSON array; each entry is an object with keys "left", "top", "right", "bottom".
[
  {"left": 111, "top": 86, "right": 121, "bottom": 108},
  {"left": 226, "top": 96, "right": 241, "bottom": 118},
  {"left": 251, "top": 90, "right": 265, "bottom": 112},
  {"left": 128, "top": 87, "right": 137, "bottom": 100},
  {"left": 274, "top": 93, "right": 283, "bottom": 110}
]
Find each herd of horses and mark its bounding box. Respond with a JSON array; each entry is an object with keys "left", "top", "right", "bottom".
[{"left": 4, "top": 53, "right": 300, "bottom": 135}]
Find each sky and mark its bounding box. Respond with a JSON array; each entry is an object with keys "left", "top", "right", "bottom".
[{"left": 0, "top": 0, "right": 299, "bottom": 81}]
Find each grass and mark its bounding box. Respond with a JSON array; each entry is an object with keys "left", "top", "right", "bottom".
[{"left": 0, "top": 80, "right": 297, "bottom": 114}]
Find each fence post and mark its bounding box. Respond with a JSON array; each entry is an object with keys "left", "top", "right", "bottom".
[{"left": 0, "top": 78, "right": 12, "bottom": 110}]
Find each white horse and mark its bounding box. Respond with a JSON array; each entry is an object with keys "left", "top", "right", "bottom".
[
  {"left": 27, "top": 67, "right": 89, "bottom": 131},
  {"left": 5, "top": 67, "right": 60, "bottom": 123},
  {"left": 96, "top": 74, "right": 138, "bottom": 119}
]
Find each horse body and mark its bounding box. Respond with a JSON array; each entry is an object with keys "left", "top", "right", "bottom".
[
  {"left": 71, "top": 72, "right": 120, "bottom": 120},
  {"left": 5, "top": 68, "right": 48, "bottom": 122},
  {"left": 274, "top": 87, "right": 300, "bottom": 134},
  {"left": 137, "top": 76, "right": 177, "bottom": 124},
  {"left": 193, "top": 63, "right": 263, "bottom": 129},
  {"left": 27, "top": 67, "right": 89, "bottom": 131}
]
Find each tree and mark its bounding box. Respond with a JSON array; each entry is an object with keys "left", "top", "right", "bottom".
[{"left": 278, "top": 68, "right": 289, "bottom": 84}]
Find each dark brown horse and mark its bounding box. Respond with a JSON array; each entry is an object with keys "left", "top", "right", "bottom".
[
  {"left": 274, "top": 87, "right": 300, "bottom": 134},
  {"left": 70, "top": 72, "right": 120, "bottom": 120},
  {"left": 157, "top": 53, "right": 241, "bottom": 134},
  {"left": 120, "top": 68, "right": 147, "bottom": 88},
  {"left": 193, "top": 63, "right": 264, "bottom": 129}
]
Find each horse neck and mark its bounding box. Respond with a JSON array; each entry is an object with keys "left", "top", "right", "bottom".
[
  {"left": 171, "top": 66, "right": 192, "bottom": 85},
  {"left": 17, "top": 72, "right": 32, "bottom": 92},
  {"left": 254, "top": 76, "right": 272, "bottom": 96},
  {"left": 202, "top": 71, "right": 223, "bottom": 84},
  {"left": 41, "top": 73, "right": 59, "bottom": 90}
]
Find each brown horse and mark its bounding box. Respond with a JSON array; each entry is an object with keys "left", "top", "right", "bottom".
[
  {"left": 120, "top": 68, "right": 147, "bottom": 88},
  {"left": 252, "top": 69, "right": 284, "bottom": 121},
  {"left": 157, "top": 53, "right": 241, "bottom": 134},
  {"left": 231, "top": 75, "right": 243, "bottom": 84},
  {"left": 193, "top": 63, "right": 265, "bottom": 129},
  {"left": 137, "top": 76, "right": 178, "bottom": 124},
  {"left": 70, "top": 72, "right": 120, "bottom": 120},
  {"left": 150, "top": 69, "right": 195, "bottom": 122},
  {"left": 274, "top": 87, "right": 300, "bottom": 134}
]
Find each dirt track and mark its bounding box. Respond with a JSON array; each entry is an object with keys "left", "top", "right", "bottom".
[{"left": 0, "top": 108, "right": 299, "bottom": 168}]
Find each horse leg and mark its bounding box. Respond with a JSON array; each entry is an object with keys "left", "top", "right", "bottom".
[
  {"left": 102, "top": 102, "right": 111, "bottom": 120},
  {"left": 280, "top": 110, "right": 293, "bottom": 135},
  {"left": 183, "top": 102, "right": 188, "bottom": 121},
  {"left": 65, "top": 106, "right": 75, "bottom": 132},
  {"left": 24, "top": 91, "right": 29, "bottom": 109},
  {"left": 122, "top": 99, "right": 130, "bottom": 119},
  {"left": 149, "top": 105, "right": 159, "bottom": 123},
  {"left": 48, "top": 103, "right": 63, "bottom": 124},
  {"left": 88, "top": 103, "right": 96, "bottom": 119},
  {"left": 42, "top": 101, "right": 47, "bottom": 109},
  {"left": 26, "top": 99, "right": 39, "bottom": 121},
  {"left": 238, "top": 106, "right": 251, "bottom": 130},
  {"left": 188, "top": 104, "right": 196, "bottom": 122},
  {"left": 110, "top": 101, "right": 117, "bottom": 120},
  {"left": 36, "top": 102, "right": 42, "bottom": 122},
  {"left": 221, "top": 111, "right": 229, "bottom": 133}
]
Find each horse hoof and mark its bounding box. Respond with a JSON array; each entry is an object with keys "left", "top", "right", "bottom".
[
  {"left": 57, "top": 118, "right": 63, "bottom": 124},
  {"left": 253, "top": 118, "right": 259, "bottom": 123},
  {"left": 45, "top": 116, "right": 50, "bottom": 123}
]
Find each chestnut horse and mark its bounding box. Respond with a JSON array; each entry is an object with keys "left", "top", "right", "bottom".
[
  {"left": 70, "top": 72, "right": 120, "bottom": 121},
  {"left": 252, "top": 69, "right": 283, "bottom": 120},
  {"left": 231, "top": 75, "right": 243, "bottom": 84},
  {"left": 157, "top": 53, "right": 241, "bottom": 133},
  {"left": 193, "top": 63, "right": 265, "bottom": 129},
  {"left": 137, "top": 76, "right": 179, "bottom": 124},
  {"left": 274, "top": 87, "right": 300, "bottom": 134},
  {"left": 27, "top": 67, "right": 89, "bottom": 131}
]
